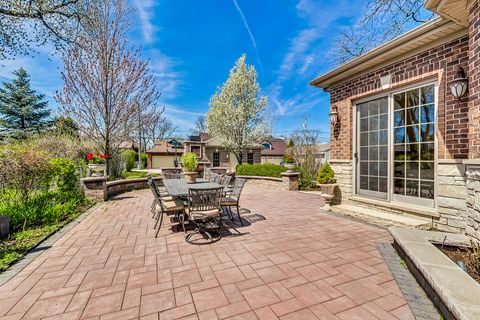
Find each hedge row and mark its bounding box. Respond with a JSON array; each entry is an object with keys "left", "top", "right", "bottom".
[{"left": 236, "top": 163, "right": 286, "bottom": 178}]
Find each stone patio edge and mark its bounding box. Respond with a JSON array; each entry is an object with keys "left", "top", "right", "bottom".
[
  {"left": 0, "top": 203, "right": 101, "bottom": 286},
  {"left": 389, "top": 227, "right": 480, "bottom": 320}
]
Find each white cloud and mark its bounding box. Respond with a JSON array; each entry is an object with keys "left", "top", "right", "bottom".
[
  {"left": 161, "top": 103, "right": 206, "bottom": 134},
  {"left": 232, "top": 0, "right": 264, "bottom": 72},
  {"left": 134, "top": 0, "right": 157, "bottom": 43},
  {"left": 148, "top": 50, "right": 183, "bottom": 100}
]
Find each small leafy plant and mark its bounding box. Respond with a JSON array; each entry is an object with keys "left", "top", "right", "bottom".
[
  {"left": 181, "top": 152, "right": 198, "bottom": 172},
  {"left": 316, "top": 163, "right": 336, "bottom": 184}
]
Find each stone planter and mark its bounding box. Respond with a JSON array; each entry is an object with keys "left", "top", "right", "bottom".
[
  {"left": 87, "top": 164, "right": 107, "bottom": 177},
  {"left": 184, "top": 172, "right": 198, "bottom": 184},
  {"left": 0, "top": 216, "right": 9, "bottom": 239},
  {"left": 284, "top": 163, "right": 296, "bottom": 172},
  {"left": 318, "top": 183, "right": 338, "bottom": 211}
]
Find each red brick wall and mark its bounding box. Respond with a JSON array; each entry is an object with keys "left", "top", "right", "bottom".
[
  {"left": 469, "top": 1, "right": 480, "bottom": 158},
  {"left": 327, "top": 36, "right": 469, "bottom": 160}
]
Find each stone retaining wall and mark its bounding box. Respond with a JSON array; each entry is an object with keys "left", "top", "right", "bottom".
[
  {"left": 236, "top": 176, "right": 287, "bottom": 191},
  {"left": 330, "top": 160, "right": 353, "bottom": 204},
  {"left": 465, "top": 163, "right": 480, "bottom": 240},
  {"left": 435, "top": 162, "right": 467, "bottom": 233}
]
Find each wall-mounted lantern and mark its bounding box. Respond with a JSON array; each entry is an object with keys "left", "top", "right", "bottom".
[
  {"left": 449, "top": 67, "right": 468, "bottom": 100},
  {"left": 330, "top": 105, "right": 339, "bottom": 126}
]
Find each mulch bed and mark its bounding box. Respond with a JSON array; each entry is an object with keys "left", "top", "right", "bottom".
[{"left": 437, "top": 245, "right": 480, "bottom": 284}]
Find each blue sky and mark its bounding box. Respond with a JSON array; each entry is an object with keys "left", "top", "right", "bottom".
[{"left": 0, "top": 0, "right": 368, "bottom": 142}]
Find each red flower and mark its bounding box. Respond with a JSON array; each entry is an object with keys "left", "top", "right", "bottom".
[
  {"left": 87, "top": 153, "right": 93, "bottom": 160},
  {"left": 99, "top": 154, "right": 105, "bottom": 159}
]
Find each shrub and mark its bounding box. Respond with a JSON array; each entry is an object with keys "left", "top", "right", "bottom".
[
  {"left": 141, "top": 153, "right": 148, "bottom": 168},
  {"left": 236, "top": 164, "right": 286, "bottom": 178},
  {"left": 181, "top": 152, "right": 198, "bottom": 172},
  {"left": 0, "top": 144, "right": 52, "bottom": 201},
  {"left": 0, "top": 190, "right": 85, "bottom": 231},
  {"left": 50, "top": 158, "right": 80, "bottom": 194},
  {"left": 123, "top": 150, "right": 137, "bottom": 172},
  {"left": 317, "top": 163, "right": 336, "bottom": 184}
]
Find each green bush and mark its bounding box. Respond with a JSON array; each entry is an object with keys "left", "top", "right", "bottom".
[
  {"left": 0, "top": 190, "right": 85, "bottom": 231},
  {"left": 122, "top": 150, "right": 137, "bottom": 172},
  {"left": 50, "top": 158, "right": 80, "bottom": 193},
  {"left": 181, "top": 152, "right": 198, "bottom": 172},
  {"left": 236, "top": 164, "right": 286, "bottom": 178},
  {"left": 141, "top": 153, "right": 148, "bottom": 168},
  {"left": 317, "top": 163, "right": 336, "bottom": 184}
]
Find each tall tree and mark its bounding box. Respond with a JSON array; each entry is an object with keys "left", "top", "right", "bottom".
[
  {"left": 144, "top": 111, "right": 177, "bottom": 147},
  {"left": 191, "top": 115, "right": 207, "bottom": 136},
  {"left": 55, "top": 0, "right": 159, "bottom": 173},
  {"left": 206, "top": 54, "right": 269, "bottom": 164},
  {"left": 0, "top": 0, "right": 88, "bottom": 60},
  {"left": 330, "top": 0, "right": 435, "bottom": 64},
  {"left": 0, "top": 67, "right": 51, "bottom": 139}
]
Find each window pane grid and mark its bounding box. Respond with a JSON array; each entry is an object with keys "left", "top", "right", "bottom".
[
  {"left": 392, "top": 85, "right": 435, "bottom": 200},
  {"left": 358, "top": 97, "right": 388, "bottom": 193}
]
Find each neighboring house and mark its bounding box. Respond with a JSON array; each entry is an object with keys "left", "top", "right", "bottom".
[
  {"left": 314, "top": 144, "right": 330, "bottom": 165},
  {"left": 117, "top": 140, "right": 138, "bottom": 152},
  {"left": 309, "top": 0, "right": 480, "bottom": 240},
  {"left": 261, "top": 138, "right": 287, "bottom": 164},
  {"left": 146, "top": 140, "right": 184, "bottom": 169},
  {"left": 147, "top": 133, "right": 262, "bottom": 175}
]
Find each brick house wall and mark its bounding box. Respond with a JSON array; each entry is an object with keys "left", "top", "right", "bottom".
[
  {"left": 469, "top": 1, "right": 480, "bottom": 158},
  {"left": 329, "top": 36, "right": 469, "bottom": 161}
]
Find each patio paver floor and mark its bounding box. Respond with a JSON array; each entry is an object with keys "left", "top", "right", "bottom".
[{"left": 0, "top": 184, "right": 415, "bottom": 319}]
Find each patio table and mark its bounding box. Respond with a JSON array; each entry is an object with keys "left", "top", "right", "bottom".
[{"left": 163, "top": 178, "right": 230, "bottom": 197}]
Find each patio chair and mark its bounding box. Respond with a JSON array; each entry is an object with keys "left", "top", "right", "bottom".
[
  {"left": 148, "top": 180, "right": 185, "bottom": 237},
  {"left": 184, "top": 187, "right": 224, "bottom": 245},
  {"left": 221, "top": 175, "right": 232, "bottom": 187},
  {"left": 210, "top": 172, "right": 218, "bottom": 182},
  {"left": 147, "top": 176, "right": 173, "bottom": 216},
  {"left": 221, "top": 178, "right": 246, "bottom": 226},
  {"left": 213, "top": 173, "right": 222, "bottom": 184}
]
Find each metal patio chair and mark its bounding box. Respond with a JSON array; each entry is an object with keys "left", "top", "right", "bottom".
[
  {"left": 184, "top": 187, "right": 224, "bottom": 245},
  {"left": 147, "top": 179, "right": 185, "bottom": 237},
  {"left": 147, "top": 176, "right": 173, "bottom": 216},
  {"left": 220, "top": 178, "right": 246, "bottom": 226}
]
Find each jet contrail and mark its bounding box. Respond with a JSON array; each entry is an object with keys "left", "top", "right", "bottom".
[{"left": 232, "top": 0, "right": 264, "bottom": 73}]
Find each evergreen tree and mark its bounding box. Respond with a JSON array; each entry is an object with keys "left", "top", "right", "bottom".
[{"left": 0, "top": 68, "right": 51, "bottom": 139}]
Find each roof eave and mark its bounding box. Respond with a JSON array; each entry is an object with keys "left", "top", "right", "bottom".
[{"left": 308, "top": 17, "right": 452, "bottom": 90}]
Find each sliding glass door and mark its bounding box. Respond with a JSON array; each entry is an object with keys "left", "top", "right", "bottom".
[
  {"left": 355, "top": 84, "right": 436, "bottom": 207},
  {"left": 357, "top": 97, "right": 389, "bottom": 199}
]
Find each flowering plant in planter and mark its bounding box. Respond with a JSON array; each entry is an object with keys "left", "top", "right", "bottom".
[
  {"left": 87, "top": 152, "right": 109, "bottom": 164},
  {"left": 283, "top": 155, "right": 295, "bottom": 164}
]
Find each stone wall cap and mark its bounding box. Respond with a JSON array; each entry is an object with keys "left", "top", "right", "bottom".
[
  {"left": 390, "top": 227, "right": 480, "bottom": 320},
  {"left": 438, "top": 159, "right": 464, "bottom": 164},
  {"left": 280, "top": 172, "right": 300, "bottom": 177},
  {"left": 81, "top": 177, "right": 107, "bottom": 182},
  {"left": 329, "top": 159, "right": 353, "bottom": 163},
  {"left": 463, "top": 159, "right": 480, "bottom": 165}
]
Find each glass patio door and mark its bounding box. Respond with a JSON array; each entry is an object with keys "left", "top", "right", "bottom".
[
  {"left": 357, "top": 97, "right": 389, "bottom": 199},
  {"left": 355, "top": 84, "right": 436, "bottom": 207},
  {"left": 392, "top": 85, "right": 435, "bottom": 207}
]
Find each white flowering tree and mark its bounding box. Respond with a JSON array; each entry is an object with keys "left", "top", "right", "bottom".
[{"left": 206, "top": 54, "right": 269, "bottom": 164}]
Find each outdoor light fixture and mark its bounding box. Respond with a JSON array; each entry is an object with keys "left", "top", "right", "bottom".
[
  {"left": 330, "top": 105, "right": 339, "bottom": 125},
  {"left": 449, "top": 67, "right": 468, "bottom": 99}
]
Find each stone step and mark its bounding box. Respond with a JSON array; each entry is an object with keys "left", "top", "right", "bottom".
[{"left": 331, "top": 204, "right": 432, "bottom": 229}]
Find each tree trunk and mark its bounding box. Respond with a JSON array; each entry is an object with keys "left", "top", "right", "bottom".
[{"left": 234, "top": 152, "right": 243, "bottom": 165}]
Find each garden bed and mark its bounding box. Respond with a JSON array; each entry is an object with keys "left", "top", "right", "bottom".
[
  {"left": 438, "top": 245, "right": 480, "bottom": 284},
  {"left": 0, "top": 200, "right": 93, "bottom": 273}
]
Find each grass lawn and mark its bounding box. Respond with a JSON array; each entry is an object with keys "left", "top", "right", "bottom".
[{"left": 120, "top": 171, "right": 160, "bottom": 179}]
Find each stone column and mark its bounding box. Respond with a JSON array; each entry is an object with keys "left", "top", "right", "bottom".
[
  {"left": 281, "top": 172, "right": 300, "bottom": 191},
  {"left": 81, "top": 177, "right": 107, "bottom": 202}
]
